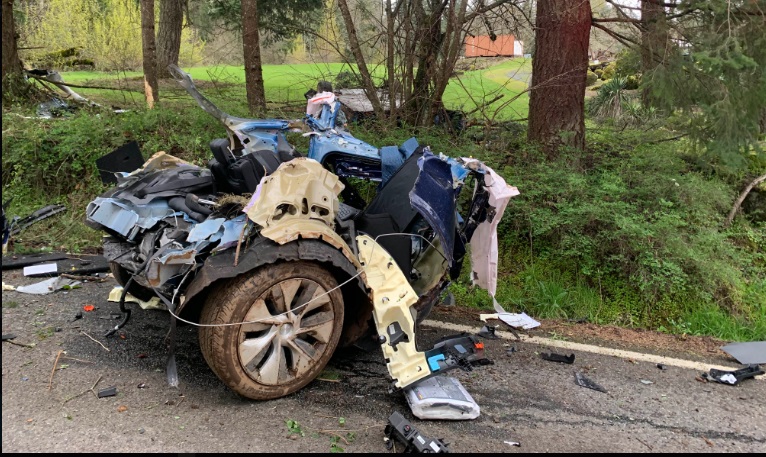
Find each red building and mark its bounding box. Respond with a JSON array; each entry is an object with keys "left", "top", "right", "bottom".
[{"left": 464, "top": 34, "right": 521, "bottom": 57}]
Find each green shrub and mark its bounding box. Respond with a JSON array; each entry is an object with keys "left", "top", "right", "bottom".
[
  {"left": 601, "top": 62, "right": 616, "bottom": 80},
  {"left": 586, "top": 71, "right": 599, "bottom": 86}
]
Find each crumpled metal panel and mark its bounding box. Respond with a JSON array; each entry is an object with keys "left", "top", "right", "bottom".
[
  {"left": 145, "top": 245, "right": 198, "bottom": 288},
  {"left": 244, "top": 158, "right": 343, "bottom": 229},
  {"left": 86, "top": 197, "right": 179, "bottom": 241},
  {"left": 260, "top": 218, "right": 360, "bottom": 269},
  {"left": 409, "top": 152, "right": 459, "bottom": 268},
  {"left": 356, "top": 234, "right": 430, "bottom": 389}
]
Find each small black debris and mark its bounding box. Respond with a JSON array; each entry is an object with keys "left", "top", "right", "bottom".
[
  {"left": 541, "top": 352, "right": 575, "bottom": 364},
  {"left": 574, "top": 371, "right": 607, "bottom": 393},
  {"left": 2, "top": 333, "right": 17, "bottom": 341},
  {"left": 506, "top": 346, "right": 518, "bottom": 356},
  {"left": 71, "top": 311, "right": 83, "bottom": 322},
  {"left": 657, "top": 363, "right": 667, "bottom": 370},
  {"left": 98, "top": 386, "right": 118, "bottom": 398},
  {"left": 478, "top": 325, "right": 499, "bottom": 340}
]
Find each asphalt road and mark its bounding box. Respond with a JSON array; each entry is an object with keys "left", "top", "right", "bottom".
[{"left": 2, "top": 270, "right": 764, "bottom": 453}]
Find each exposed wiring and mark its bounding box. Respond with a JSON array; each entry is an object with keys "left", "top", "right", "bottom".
[{"left": 161, "top": 231, "right": 443, "bottom": 328}]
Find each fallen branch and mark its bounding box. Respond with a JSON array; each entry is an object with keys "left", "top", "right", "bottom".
[
  {"left": 26, "top": 74, "right": 142, "bottom": 93},
  {"left": 60, "top": 273, "right": 109, "bottom": 283},
  {"left": 724, "top": 173, "right": 766, "bottom": 228},
  {"left": 80, "top": 331, "right": 110, "bottom": 352},
  {"left": 2, "top": 339, "right": 36, "bottom": 348},
  {"left": 61, "top": 375, "right": 102, "bottom": 406},
  {"left": 48, "top": 350, "right": 64, "bottom": 391}
]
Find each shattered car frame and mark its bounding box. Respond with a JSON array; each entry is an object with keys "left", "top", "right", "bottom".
[{"left": 84, "top": 66, "right": 519, "bottom": 400}]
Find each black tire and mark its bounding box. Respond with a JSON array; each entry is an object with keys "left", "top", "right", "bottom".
[
  {"left": 108, "top": 262, "right": 155, "bottom": 302},
  {"left": 199, "top": 261, "right": 344, "bottom": 400}
]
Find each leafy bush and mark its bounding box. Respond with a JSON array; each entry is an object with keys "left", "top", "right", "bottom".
[
  {"left": 588, "top": 77, "right": 629, "bottom": 118},
  {"left": 334, "top": 71, "right": 362, "bottom": 89},
  {"left": 586, "top": 71, "right": 599, "bottom": 86}
]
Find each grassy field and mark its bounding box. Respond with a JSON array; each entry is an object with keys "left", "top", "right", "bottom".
[{"left": 57, "top": 59, "right": 531, "bottom": 119}]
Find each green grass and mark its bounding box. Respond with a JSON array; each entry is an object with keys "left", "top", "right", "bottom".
[{"left": 57, "top": 59, "right": 531, "bottom": 118}]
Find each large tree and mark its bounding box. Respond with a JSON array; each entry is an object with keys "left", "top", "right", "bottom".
[
  {"left": 2, "top": 0, "right": 23, "bottom": 89},
  {"left": 140, "top": 0, "right": 159, "bottom": 108},
  {"left": 528, "top": 0, "right": 592, "bottom": 152},
  {"left": 157, "top": 0, "right": 185, "bottom": 78},
  {"left": 241, "top": 0, "right": 266, "bottom": 113}
]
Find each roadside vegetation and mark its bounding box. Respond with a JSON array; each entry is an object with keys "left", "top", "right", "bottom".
[{"left": 3, "top": 59, "right": 764, "bottom": 342}]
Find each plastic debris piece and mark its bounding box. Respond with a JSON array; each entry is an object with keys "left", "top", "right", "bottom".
[
  {"left": 108, "top": 286, "right": 165, "bottom": 311},
  {"left": 117, "top": 405, "right": 128, "bottom": 412},
  {"left": 479, "top": 312, "right": 540, "bottom": 330},
  {"left": 720, "top": 342, "right": 766, "bottom": 365},
  {"left": 71, "top": 311, "right": 83, "bottom": 322},
  {"left": 16, "top": 277, "right": 80, "bottom": 295},
  {"left": 702, "top": 365, "right": 764, "bottom": 386},
  {"left": 2, "top": 282, "right": 16, "bottom": 291},
  {"left": 98, "top": 386, "right": 117, "bottom": 398},
  {"left": 504, "top": 441, "right": 521, "bottom": 447},
  {"left": 477, "top": 325, "right": 499, "bottom": 340},
  {"left": 384, "top": 411, "right": 450, "bottom": 453},
  {"left": 574, "top": 371, "right": 607, "bottom": 393},
  {"left": 657, "top": 364, "right": 667, "bottom": 370},
  {"left": 83, "top": 305, "right": 95, "bottom": 312},
  {"left": 23, "top": 263, "right": 58, "bottom": 277},
  {"left": 640, "top": 380, "right": 654, "bottom": 385},
  {"left": 2, "top": 333, "right": 17, "bottom": 341},
  {"left": 404, "top": 376, "right": 480, "bottom": 420},
  {"left": 540, "top": 352, "right": 575, "bottom": 364}
]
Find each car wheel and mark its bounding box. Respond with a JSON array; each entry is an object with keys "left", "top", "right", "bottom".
[{"left": 199, "top": 261, "right": 344, "bottom": 400}]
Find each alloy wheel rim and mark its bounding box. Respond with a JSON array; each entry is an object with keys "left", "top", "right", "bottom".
[{"left": 237, "top": 277, "right": 335, "bottom": 386}]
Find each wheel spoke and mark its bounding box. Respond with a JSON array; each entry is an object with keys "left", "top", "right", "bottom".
[
  {"left": 243, "top": 298, "right": 285, "bottom": 327},
  {"left": 297, "top": 310, "right": 335, "bottom": 344},
  {"left": 292, "top": 281, "right": 320, "bottom": 314},
  {"left": 286, "top": 339, "right": 319, "bottom": 374},
  {"left": 298, "top": 286, "right": 331, "bottom": 317},
  {"left": 279, "top": 279, "right": 302, "bottom": 314},
  {"left": 258, "top": 340, "right": 287, "bottom": 384},
  {"left": 239, "top": 327, "right": 278, "bottom": 371}
]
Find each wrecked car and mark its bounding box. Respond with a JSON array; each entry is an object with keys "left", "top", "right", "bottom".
[{"left": 84, "top": 66, "right": 519, "bottom": 400}]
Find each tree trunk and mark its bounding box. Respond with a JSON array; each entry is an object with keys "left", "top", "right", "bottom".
[
  {"left": 241, "top": 0, "right": 266, "bottom": 114},
  {"left": 337, "top": 0, "right": 385, "bottom": 119},
  {"left": 385, "top": 0, "right": 397, "bottom": 119},
  {"left": 2, "top": 0, "right": 23, "bottom": 86},
  {"left": 640, "top": 0, "right": 668, "bottom": 106},
  {"left": 157, "top": 0, "right": 184, "bottom": 78},
  {"left": 528, "top": 0, "right": 591, "bottom": 153},
  {"left": 140, "top": 0, "right": 159, "bottom": 109}
]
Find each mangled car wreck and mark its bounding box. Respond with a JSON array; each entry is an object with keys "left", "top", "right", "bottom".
[{"left": 85, "top": 65, "right": 519, "bottom": 400}]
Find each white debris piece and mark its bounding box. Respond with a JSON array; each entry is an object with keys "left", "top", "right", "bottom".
[
  {"left": 23, "top": 263, "right": 58, "bottom": 276},
  {"left": 480, "top": 312, "right": 541, "bottom": 330}
]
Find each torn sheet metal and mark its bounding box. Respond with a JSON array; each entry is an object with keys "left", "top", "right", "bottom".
[
  {"left": 144, "top": 246, "right": 198, "bottom": 288},
  {"left": 16, "top": 277, "right": 80, "bottom": 294},
  {"left": 211, "top": 215, "right": 247, "bottom": 252},
  {"left": 409, "top": 152, "right": 459, "bottom": 267},
  {"left": 462, "top": 159, "right": 520, "bottom": 297},
  {"left": 86, "top": 197, "right": 179, "bottom": 241},
  {"left": 244, "top": 158, "right": 343, "bottom": 229},
  {"left": 186, "top": 217, "right": 225, "bottom": 243},
  {"left": 108, "top": 286, "right": 165, "bottom": 310},
  {"left": 720, "top": 342, "right": 766, "bottom": 365},
  {"left": 480, "top": 312, "right": 540, "bottom": 330}
]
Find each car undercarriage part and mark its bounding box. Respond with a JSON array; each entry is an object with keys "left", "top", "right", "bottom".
[
  {"left": 356, "top": 234, "right": 489, "bottom": 389},
  {"left": 404, "top": 375, "right": 480, "bottom": 420},
  {"left": 384, "top": 411, "right": 450, "bottom": 453},
  {"left": 702, "top": 365, "right": 764, "bottom": 385}
]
